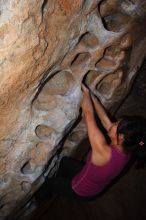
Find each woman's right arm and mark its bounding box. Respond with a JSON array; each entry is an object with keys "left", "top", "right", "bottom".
[{"left": 91, "top": 93, "right": 112, "bottom": 132}]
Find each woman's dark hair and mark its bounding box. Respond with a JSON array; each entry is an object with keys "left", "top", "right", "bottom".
[{"left": 117, "top": 115, "right": 146, "bottom": 168}]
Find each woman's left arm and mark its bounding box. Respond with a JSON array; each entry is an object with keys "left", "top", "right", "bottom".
[{"left": 81, "top": 85, "right": 109, "bottom": 154}]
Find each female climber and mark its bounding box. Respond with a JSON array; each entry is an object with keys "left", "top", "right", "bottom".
[{"left": 35, "top": 83, "right": 146, "bottom": 202}]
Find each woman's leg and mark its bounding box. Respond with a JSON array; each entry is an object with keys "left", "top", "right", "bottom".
[
  {"left": 35, "top": 157, "right": 84, "bottom": 201},
  {"left": 45, "top": 177, "right": 74, "bottom": 196},
  {"left": 56, "top": 156, "right": 85, "bottom": 179},
  {"left": 35, "top": 177, "right": 75, "bottom": 201}
]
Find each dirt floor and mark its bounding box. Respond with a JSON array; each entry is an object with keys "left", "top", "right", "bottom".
[{"left": 30, "top": 59, "right": 146, "bottom": 220}]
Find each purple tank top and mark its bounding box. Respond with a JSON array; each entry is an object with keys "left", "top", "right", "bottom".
[{"left": 72, "top": 146, "right": 131, "bottom": 197}]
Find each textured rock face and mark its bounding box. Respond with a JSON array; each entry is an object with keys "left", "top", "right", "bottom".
[{"left": 0, "top": 0, "right": 146, "bottom": 219}]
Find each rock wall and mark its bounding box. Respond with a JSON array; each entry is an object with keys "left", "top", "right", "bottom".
[{"left": 0, "top": 0, "right": 146, "bottom": 219}]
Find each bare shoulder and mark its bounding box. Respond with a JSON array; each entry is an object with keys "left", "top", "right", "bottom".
[{"left": 91, "top": 145, "right": 112, "bottom": 166}]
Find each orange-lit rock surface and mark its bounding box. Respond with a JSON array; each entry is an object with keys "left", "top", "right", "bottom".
[{"left": 0, "top": 0, "right": 146, "bottom": 219}]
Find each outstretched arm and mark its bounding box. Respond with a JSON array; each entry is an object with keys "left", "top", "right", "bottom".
[
  {"left": 90, "top": 93, "right": 112, "bottom": 132},
  {"left": 81, "top": 84, "right": 109, "bottom": 154}
]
